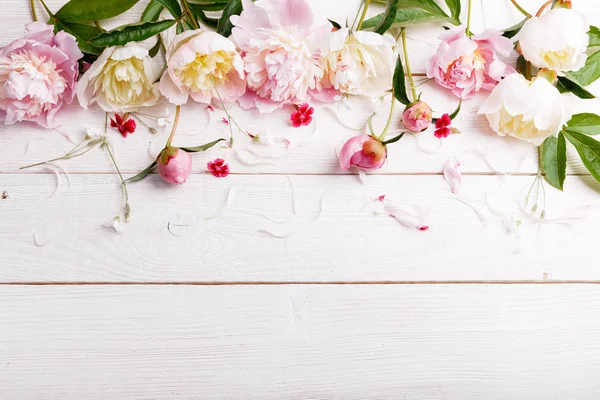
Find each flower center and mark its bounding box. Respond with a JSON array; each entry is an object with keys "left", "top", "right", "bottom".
[
  {"left": 96, "top": 56, "right": 154, "bottom": 107},
  {"left": 497, "top": 108, "right": 548, "bottom": 139},
  {"left": 540, "top": 48, "right": 575, "bottom": 70},
  {"left": 176, "top": 50, "right": 235, "bottom": 93}
]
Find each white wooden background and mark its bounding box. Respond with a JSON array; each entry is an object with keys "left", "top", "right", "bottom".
[{"left": 1, "top": 0, "right": 600, "bottom": 398}]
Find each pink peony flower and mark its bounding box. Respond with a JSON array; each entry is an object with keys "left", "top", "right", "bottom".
[
  {"left": 157, "top": 147, "right": 192, "bottom": 184},
  {"left": 207, "top": 158, "right": 230, "bottom": 178},
  {"left": 339, "top": 135, "right": 387, "bottom": 171},
  {"left": 290, "top": 103, "right": 314, "bottom": 127},
  {"left": 426, "top": 26, "right": 515, "bottom": 98},
  {"left": 434, "top": 113, "right": 452, "bottom": 138},
  {"left": 110, "top": 114, "right": 136, "bottom": 138},
  {"left": 231, "top": 0, "right": 333, "bottom": 113},
  {"left": 402, "top": 101, "right": 432, "bottom": 132},
  {"left": 0, "top": 22, "right": 83, "bottom": 128}
]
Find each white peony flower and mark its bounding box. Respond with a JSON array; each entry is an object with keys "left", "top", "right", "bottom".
[
  {"left": 322, "top": 28, "right": 396, "bottom": 97},
  {"left": 516, "top": 8, "right": 589, "bottom": 73},
  {"left": 478, "top": 73, "right": 569, "bottom": 146},
  {"left": 77, "top": 42, "right": 161, "bottom": 112}
]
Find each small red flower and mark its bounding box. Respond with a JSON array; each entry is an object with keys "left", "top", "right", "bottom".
[
  {"left": 207, "top": 158, "right": 230, "bottom": 178},
  {"left": 290, "top": 103, "right": 314, "bottom": 128},
  {"left": 110, "top": 114, "right": 136, "bottom": 138},
  {"left": 434, "top": 113, "right": 452, "bottom": 139}
]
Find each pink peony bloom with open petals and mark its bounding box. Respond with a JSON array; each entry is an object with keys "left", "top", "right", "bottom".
[
  {"left": 231, "top": 0, "right": 334, "bottom": 113},
  {"left": 0, "top": 22, "right": 83, "bottom": 128},
  {"left": 426, "top": 26, "right": 515, "bottom": 99},
  {"left": 339, "top": 135, "right": 386, "bottom": 171}
]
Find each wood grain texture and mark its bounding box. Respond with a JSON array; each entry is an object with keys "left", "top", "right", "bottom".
[
  {"left": 2, "top": 284, "right": 600, "bottom": 399},
  {"left": 1, "top": 173, "right": 598, "bottom": 283}
]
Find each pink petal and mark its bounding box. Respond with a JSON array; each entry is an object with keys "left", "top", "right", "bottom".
[
  {"left": 267, "top": 0, "right": 314, "bottom": 29},
  {"left": 443, "top": 156, "right": 462, "bottom": 194}
]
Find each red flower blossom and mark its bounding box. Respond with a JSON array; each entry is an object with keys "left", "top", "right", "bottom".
[
  {"left": 290, "top": 103, "right": 314, "bottom": 128},
  {"left": 434, "top": 113, "right": 452, "bottom": 139},
  {"left": 207, "top": 158, "right": 230, "bottom": 178},
  {"left": 110, "top": 114, "right": 136, "bottom": 137}
]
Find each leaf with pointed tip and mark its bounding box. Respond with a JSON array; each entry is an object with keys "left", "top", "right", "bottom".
[
  {"left": 373, "top": 0, "right": 399, "bottom": 34},
  {"left": 393, "top": 56, "right": 411, "bottom": 106},
  {"left": 56, "top": 0, "right": 139, "bottom": 22},
  {"left": 541, "top": 133, "right": 566, "bottom": 190},
  {"left": 432, "top": 100, "right": 461, "bottom": 123},
  {"left": 126, "top": 161, "right": 157, "bottom": 183},
  {"left": 53, "top": 20, "right": 103, "bottom": 54},
  {"left": 153, "top": 0, "right": 182, "bottom": 18},
  {"left": 181, "top": 138, "right": 226, "bottom": 152},
  {"left": 217, "top": 0, "right": 243, "bottom": 37},
  {"left": 557, "top": 75, "right": 595, "bottom": 99},
  {"left": 569, "top": 50, "right": 600, "bottom": 87},
  {"left": 445, "top": 0, "right": 461, "bottom": 21},
  {"left": 589, "top": 26, "right": 600, "bottom": 47},
  {"left": 89, "top": 20, "right": 176, "bottom": 47},
  {"left": 502, "top": 19, "right": 526, "bottom": 39},
  {"left": 328, "top": 19, "right": 342, "bottom": 30},
  {"left": 141, "top": 0, "right": 164, "bottom": 22},
  {"left": 562, "top": 130, "right": 600, "bottom": 184},
  {"left": 565, "top": 113, "right": 600, "bottom": 136}
]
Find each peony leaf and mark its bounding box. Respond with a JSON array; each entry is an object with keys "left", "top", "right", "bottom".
[
  {"left": 126, "top": 161, "right": 157, "bottom": 183},
  {"left": 180, "top": 138, "right": 226, "bottom": 153},
  {"left": 516, "top": 55, "right": 527, "bottom": 76},
  {"left": 393, "top": 56, "right": 411, "bottom": 106},
  {"left": 53, "top": 20, "right": 103, "bottom": 54},
  {"left": 541, "top": 133, "right": 567, "bottom": 191},
  {"left": 148, "top": 37, "right": 162, "bottom": 57},
  {"left": 217, "top": 0, "right": 243, "bottom": 37},
  {"left": 374, "top": 0, "right": 399, "bottom": 35},
  {"left": 328, "top": 19, "right": 342, "bottom": 30},
  {"left": 56, "top": 0, "right": 139, "bottom": 22},
  {"left": 569, "top": 50, "right": 600, "bottom": 87},
  {"left": 153, "top": 0, "right": 182, "bottom": 18},
  {"left": 562, "top": 130, "right": 600, "bottom": 184},
  {"left": 565, "top": 113, "right": 600, "bottom": 136},
  {"left": 502, "top": 19, "right": 526, "bottom": 39},
  {"left": 432, "top": 100, "right": 461, "bottom": 123},
  {"left": 362, "top": 8, "right": 457, "bottom": 30},
  {"left": 141, "top": 0, "right": 164, "bottom": 22},
  {"left": 557, "top": 75, "right": 595, "bottom": 99},
  {"left": 589, "top": 26, "right": 600, "bottom": 47},
  {"left": 445, "top": 0, "right": 461, "bottom": 21},
  {"left": 89, "top": 20, "right": 176, "bottom": 47}
]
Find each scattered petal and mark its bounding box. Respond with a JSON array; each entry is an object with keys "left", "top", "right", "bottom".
[
  {"left": 453, "top": 196, "right": 489, "bottom": 226},
  {"left": 411, "top": 132, "right": 443, "bottom": 154},
  {"left": 103, "top": 216, "right": 123, "bottom": 233},
  {"left": 43, "top": 166, "right": 61, "bottom": 198},
  {"left": 378, "top": 198, "right": 430, "bottom": 231},
  {"left": 443, "top": 157, "right": 462, "bottom": 194},
  {"left": 258, "top": 228, "right": 298, "bottom": 238},
  {"left": 287, "top": 176, "right": 298, "bottom": 215},
  {"left": 32, "top": 228, "right": 52, "bottom": 247},
  {"left": 205, "top": 187, "right": 236, "bottom": 220}
]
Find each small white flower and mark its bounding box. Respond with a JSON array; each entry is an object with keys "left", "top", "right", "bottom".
[
  {"left": 104, "top": 216, "right": 123, "bottom": 233},
  {"left": 157, "top": 118, "right": 166, "bottom": 127},
  {"left": 83, "top": 124, "right": 104, "bottom": 140},
  {"left": 516, "top": 8, "right": 589, "bottom": 73},
  {"left": 478, "top": 74, "right": 569, "bottom": 146}
]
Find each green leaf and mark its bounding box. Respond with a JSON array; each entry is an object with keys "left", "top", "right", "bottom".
[
  {"left": 180, "top": 138, "right": 226, "bottom": 153},
  {"left": 541, "top": 134, "right": 567, "bottom": 190},
  {"left": 328, "top": 19, "right": 342, "bottom": 30},
  {"left": 562, "top": 130, "right": 600, "bottom": 184},
  {"left": 589, "top": 26, "right": 600, "bottom": 47},
  {"left": 362, "top": 8, "right": 457, "bottom": 30},
  {"left": 89, "top": 20, "right": 176, "bottom": 47},
  {"left": 570, "top": 50, "right": 600, "bottom": 87},
  {"left": 382, "top": 132, "right": 405, "bottom": 145},
  {"left": 564, "top": 113, "right": 600, "bottom": 136},
  {"left": 126, "top": 161, "right": 157, "bottom": 183},
  {"left": 194, "top": 8, "right": 219, "bottom": 28},
  {"left": 432, "top": 100, "right": 461, "bottom": 123},
  {"left": 392, "top": 56, "right": 411, "bottom": 106},
  {"left": 502, "top": 19, "right": 526, "bottom": 39},
  {"left": 141, "top": 0, "right": 164, "bottom": 22},
  {"left": 217, "top": 0, "right": 243, "bottom": 37},
  {"left": 153, "top": 0, "right": 182, "bottom": 18},
  {"left": 557, "top": 75, "right": 595, "bottom": 99},
  {"left": 55, "top": 0, "right": 139, "bottom": 22},
  {"left": 373, "top": 0, "right": 399, "bottom": 35},
  {"left": 53, "top": 20, "right": 103, "bottom": 54},
  {"left": 149, "top": 37, "right": 162, "bottom": 57},
  {"left": 445, "top": 0, "right": 461, "bottom": 21},
  {"left": 516, "top": 55, "right": 527, "bottom": 76}
]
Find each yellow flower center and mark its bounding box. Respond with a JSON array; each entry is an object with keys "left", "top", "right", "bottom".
[
  {"left": 540, "top": 49, "right": 574, "bottom": 71},
  {"left": 175, "top": 50, "right": 235, "bottom": 93},
  {"left": 95, "top": 57, "right": 154, "bottom": 107}
]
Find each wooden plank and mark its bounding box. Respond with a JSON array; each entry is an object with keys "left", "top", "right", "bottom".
[
  {"left": 1, "top": 173, "right": 598, "bottom": 283},
  {"left": 1, "top": 284, "right": 600, "bottom": 399}
]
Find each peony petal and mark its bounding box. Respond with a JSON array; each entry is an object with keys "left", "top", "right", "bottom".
[{"left": 443, "top": 156, "right": 462, "bottom": 194}]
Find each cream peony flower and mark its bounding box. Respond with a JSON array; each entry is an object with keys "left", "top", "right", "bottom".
[
  {"left": 516, "top": 8, "right": 589, "bottom": 73},
  {"left": 322, "top": 28, "right": 396, "bottom": 97},
  {"left": 77, "top": 43, "right": 160, "bottom": 112},
  {"left": 478, "top": 73, "right": 569, "bottom": 146},
  {"left": 159, "top": 30, "right": 245, "bottom": 105}
]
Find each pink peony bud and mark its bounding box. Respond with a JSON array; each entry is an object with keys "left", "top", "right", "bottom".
[
  {"left": 339, "top": 135, "right": 387, "bottom": 171},
  {"left": 157, "top": 147, "right": 192, "bottom": 184},
  {"left": 402, "top": 101, "right": 433, "bottom": 132}
]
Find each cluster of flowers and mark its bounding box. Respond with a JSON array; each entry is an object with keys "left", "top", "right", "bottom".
[{"left": 2, "top": 0, "right": 600, "bottom": 195}]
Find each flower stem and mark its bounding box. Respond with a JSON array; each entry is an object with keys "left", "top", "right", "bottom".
[
  {"left": 20, "top": 156, "right": 65, "bottom": 170},
  {"left": 181, "top": 0, "right": 200, "bottom": 30},
  {"left": 30, "top": 0, "right": 38, "bottom": 21},
  {"left": 94, "top": 21, "right": 105, "bottom": 32},
  {"left": 211, "top": 81, "right": 251, "bottom": 145},
  {"left": 509, "top": 0, "right": 532, "bottom": 17},
  {"left": 401, "top": 29, "right": 417, "bottom": 101},
  {"left": 466, "top": 0, "right": 473, "bottom": 36},
  {"left": 379, "top": 90, "right": 397, "bottom": 140},
  {"left": 165, "top": 105, "right": 181, "bottom": 147},
  {"left": 356, "top": 0, "right": 371, "bottom": 30},
  {"left": 105, "top": 143, "right": 130, "bottom": 221},
  {"left": 535, "top": 0, "right": 552, "bottom": 16},
  {"left": 38, "top": 0, "right": 54, "bottom": 18}
]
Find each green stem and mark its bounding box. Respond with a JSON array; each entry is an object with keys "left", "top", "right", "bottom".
[
  {"left": 379, "top": 90, "right": 397, "bottom": 140},
  {"left": 466, "top": 0, "right": 473, "bottom": 36},
  {"left": 537, "top": 145, "right": 543, "bottom": 175},
  {"left": 38, "top": 0, "right": 54, "bottom": 18},
  {"left": 165, "top": 105, "right": 181, "bottom": 147},
  {"left": 180, "top": 0, "right": 200, "bottom": 30},
  {"left": 211, "top": 81, "right": 251, "bottom": 144},
  {"left": 105, "top": 143, "right": 130, "bottom": 218},
  {"left": 20, "top": 156, "right": 65, "bottom": 170},
  {"left": 401, "top": 29, "right": 417, "bottom": 101},
  {"left": 509, "top": 0, "right": 532, "bottom": 17},
  {"left": 30, "top": 0, "right": 38, "bottom": 21},
  {"left": 356, "top": 0, "right": 371, "bottom": 30},
  {"left": 94, "top": 21, "right": 105, "bottom": 32}
]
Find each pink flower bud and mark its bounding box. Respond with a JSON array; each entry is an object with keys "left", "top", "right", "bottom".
[
  {"left": 157, "top": 147, "right": 192, "bottom": 184},
  {"left": 402, "top": 101, "right": 433, "bottom": 132},
  {"left": 339, "top": 135, "right": 387, "bottom": 171}
]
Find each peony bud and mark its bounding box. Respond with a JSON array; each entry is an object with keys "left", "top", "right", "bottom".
[
  {"left": 402, "top": 101, "right": 433, "bottom": 132},
  {"left": 157, "top": 147, "right": 192, "bottom": 184},
  {"left": 339, "top": 135, "right": 387, "bottom": 171}
]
